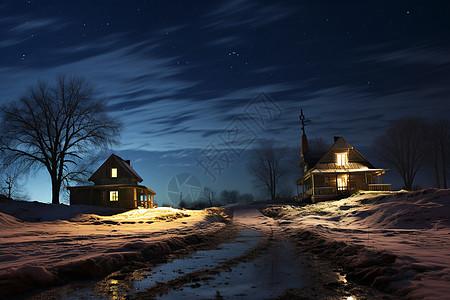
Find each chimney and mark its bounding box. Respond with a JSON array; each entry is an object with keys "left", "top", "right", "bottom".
[{"left": 125, "top": 160, "right": 131, "bottom": 165}]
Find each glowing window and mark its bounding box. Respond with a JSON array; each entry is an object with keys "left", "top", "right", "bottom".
[
  {"left": 336, "top": 153, "right": 348, "bottom": 166},
  {"left": 111, "top": 168, "right": 117, "bottom": 178},
  {"left": 337, "top": 175, "right": 348, "bottom": 191},
  {"left": 110, "top": 191, "right": 119, "bottom": 201}
]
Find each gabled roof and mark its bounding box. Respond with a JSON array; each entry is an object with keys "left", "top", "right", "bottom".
[
  {"left": 88, "top": 154, "right": 143, "bottom": 182},
  {"left": 297, "top": 136, "right": 388, "bottom": 185},
  {"left": 314, "top": 136, "right": 375, "bottom": 169}
]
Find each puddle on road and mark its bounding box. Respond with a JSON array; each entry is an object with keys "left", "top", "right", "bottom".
[
  {"left": 160, "top": 241, "right": 308, "bottom": 299},
  {"left": 30, "top": 228, "right": 309, "bottom": 299},
  {"left": 33, "top": 229, "right": 262, "bottom": 300},
  {"left": 131, "top": 228, "right": 261, "bottom": 295}
]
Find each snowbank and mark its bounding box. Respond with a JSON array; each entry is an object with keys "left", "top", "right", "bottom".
[
  {"left": 0, "top": 198, "right": 125, "bottom": 222},
  {"left": 0, "top": 212, "right": 23, "bottom": 227},
  {"left": 0, "top": 204, "right": 230, "bottom": 299},
  {"left": 262, "top": 189, "right": 450, "bottom": 300}
]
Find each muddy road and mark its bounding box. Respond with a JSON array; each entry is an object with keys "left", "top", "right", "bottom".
[{"left": 26, "top": 204, "right": 391, "bottom": 299}]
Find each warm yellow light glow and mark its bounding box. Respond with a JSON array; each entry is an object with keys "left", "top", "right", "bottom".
[
  {"left": 338, "top": 274, "right": 347, "bottom": 283},
  {"left": 110, "top": 191, "right": 118, "bottom": 201},
  {"left": 111, "top": 168, "right": 117, "bottom": 178},
  {"left": 337, "top": 175, "right": 348, "bottom": 191},
  {"left": 347, "top": 296, "right": 356, "bottom": 300},
  {"left": 336, "top": 153, "right": 348, "bottom": 166}
]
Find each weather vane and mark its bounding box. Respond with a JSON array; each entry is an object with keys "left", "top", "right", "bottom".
[{"left": 299, "top": 109, "right": 306, "bottom": 135}]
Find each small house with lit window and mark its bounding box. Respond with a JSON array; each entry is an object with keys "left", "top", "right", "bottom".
[
  {"left": 68, "top": 154, "right": 156, "bottom": 208},
  {"left": 296, "top": 135, "right": 390, "bottom": 203}
]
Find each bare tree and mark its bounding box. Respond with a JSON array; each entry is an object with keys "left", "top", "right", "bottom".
[
  {"left": 0, "top": 75, "right": 121, "bottom": 204},
  {"left": 200, "top": 187, "right": 217, "bottom": 206},
  {"left": 220, "top": 189, "right": 240, "bottom": 204},
  {"left": 428, "top": 119, "right": 450, "bottom": 189},
  {"left": 0, "top": 164, "right": 25, "bottom": 200},
  {"left": 247, "top": 140, "right": 290, "bottom": 200},
  {"left": 373, "top": 118, "right": 427, "bottom": 190}
]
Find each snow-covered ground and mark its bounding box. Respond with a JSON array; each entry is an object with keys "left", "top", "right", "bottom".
[
  {"left": 262, "top": 189, "right": 450, "bottom": 300},
  {"left": 2, "top": 190, "right": 449, "bottom": 299},
  {"left": 0, "top": 201, "right": 229, "bottom": 299}
]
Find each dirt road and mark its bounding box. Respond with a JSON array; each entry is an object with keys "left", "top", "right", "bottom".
[{"left": 26, "top": 203, "right": 393, "bottom": 299}]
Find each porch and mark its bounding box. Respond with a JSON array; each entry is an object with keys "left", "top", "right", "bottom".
[
  {"left": 136, "top": 188, "right": 155, "bottom": 209},
  {"left": 296, "top": 169, "right": 390, "bottom": 202}
]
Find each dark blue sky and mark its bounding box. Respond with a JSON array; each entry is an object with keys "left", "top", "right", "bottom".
[{"left": 1, "top": 0, "right": 449, "bottom": 204}]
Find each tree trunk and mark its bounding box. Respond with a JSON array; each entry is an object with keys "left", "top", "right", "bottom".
[
  {"left": 403, "top": 173, "right": 412, "bottom": 191},
  {"left": 401, "top": 172, "right": 408, "bottom": 190},
  {"left": 434, "top": 151, "right": 441, "bottom": 188},
  {"left": 271, "top": 173, "right": 276, "bottom": 200},
  {"left": 51, "top": 176, "right": 61, "bottom": 205},
  {"left": 7, "top": 181, "right": 11, "bottom": 199},
  {"left": 442, "top": 146, "right": 448, "bottom": 189}
]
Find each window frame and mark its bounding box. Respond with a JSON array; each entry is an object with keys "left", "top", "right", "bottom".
[
  {"left": 337, "top": 175, "right": 348, "bottom": 191},
  {"left": 110, "top": 190, "right": 119, "bottom": 201},
  {"left": 336, "top": 152, "right": 348, "bottom": 166},
  {"left": 111, "top": 168, "right": 118, "bottom": 178}
]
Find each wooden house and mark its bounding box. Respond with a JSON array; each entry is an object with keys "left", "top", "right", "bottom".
[
  {"left": 69, "top": 154, "right": 156, "bottom": 208},
  {"left": 296, "top": 133, "right": 390, "bottom": 202}
]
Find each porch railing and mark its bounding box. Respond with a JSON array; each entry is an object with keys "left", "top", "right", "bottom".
[
  {"left": 303, "top": 188, "right": 313, "bottom": 199},
  {"left": 302, "top": 187, "right": 339, "bottom": 198},
  {"left": 314, "top": 186, "right": 338, "bottom": 195},
  {"left": 368, "top": 184, "right": 391, "bottom": 191}
]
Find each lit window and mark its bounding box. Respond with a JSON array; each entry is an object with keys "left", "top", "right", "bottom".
[
  {"left": 111, "top": 168, "right": 117, "bottom": 178},
  {"left": 110, "top": 191, "right": 118, "bottom": 201},
  {"left": 336, "top": 153, "right": 348, "bottom": 166},
  {"left": 337, "top": 175, "right": 348, "bottom": 191}
]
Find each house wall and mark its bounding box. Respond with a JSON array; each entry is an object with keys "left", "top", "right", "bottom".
[
  {"left": 349, "top": 173, "right": 366, "bottom": 191},
  {"left": 70, "top": 189, "right": 102, "bottom": 206},
  {"left": 91, "top": 160, "right": 138, "bottom": 185},
  {"left": 70, "top": 187, "right": 138, "bottom": 209}
]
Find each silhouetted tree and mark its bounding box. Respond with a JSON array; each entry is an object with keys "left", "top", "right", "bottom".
[
  {"left": 373, "top": 118, "right": 427, "bottom": 190},
  {"left": 178, "top": 199, "right": 188, "bottom": 209},
  {"left": 247, "top": 140, "right": 290, "bottom": 200},
  {"left": 0, "top": 75, "right": 121, "bottom": 204},
  {"left": 200, "top": 187, "right": 217, "bottom": 206},
  {"left": 220, "top": 190, "right": 239, "bottom": 204},
  {"left": 0, "top": 164, "right": 26, "bottom": 200},
  {"left": 427, "top": 119, "right": 450, "bottom": 189}
]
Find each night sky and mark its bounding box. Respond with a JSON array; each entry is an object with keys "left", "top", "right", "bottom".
[{"left": 1, "top": 1, "right": 449, "bottom": 205}]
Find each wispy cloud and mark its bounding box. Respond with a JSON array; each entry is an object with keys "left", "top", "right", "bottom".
[
  {"left": 286, "top": 84, "right": 450, "bottom": 146},
  {"left": 10, "top": 18, "right": 68, "bottom": 32},
  {"left": 207, "top": 35, "right": 244, "bottom": 47},
  {"left": 249, "top": 65, "right": 284, "bottom": 74},
  {"left": 202, "top": 0, "right": 296, "bottom": 31},
  {"left": 360, "top": 43, "right": 450, "bottom": 65},
  {"left": 0, "top": 37, "right": 28, "bottom": 48}
]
